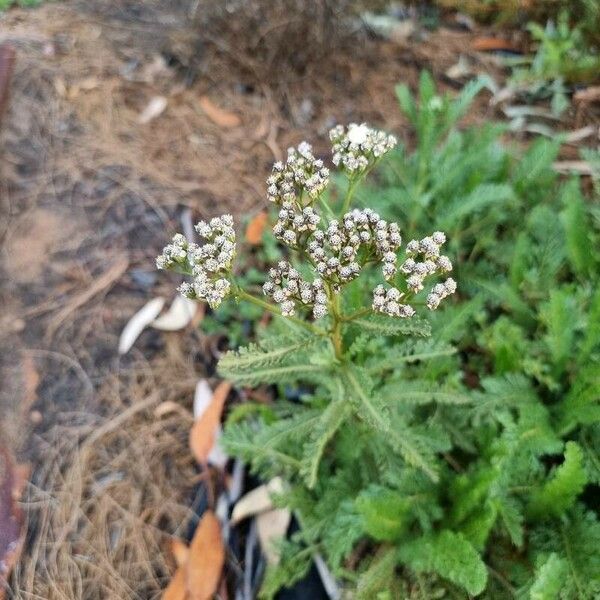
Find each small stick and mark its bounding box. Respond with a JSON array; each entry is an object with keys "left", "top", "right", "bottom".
[{"left": 0, "top": 44, "right": 15, "bottom": 127}]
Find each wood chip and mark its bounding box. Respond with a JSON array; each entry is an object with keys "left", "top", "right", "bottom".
[
  {"left": 553, "top": 161, "right": 594, "bottom": 175},
  {"left": 198, "top": 96, "right": 241, "bottom": 128},
  {"left": 231, "top": 477, "right": 284, "bottom": 525},
  {"left": 118, "top": 297, "right": 165, "bottom": 355},
  {"left": 256, "top": 508, "right": 291, "bottom": 565},
  {"left": 573, "top": 86, "right": 600, "bottom": 104},
  {"left": 472, "top": 37, "right": 520, "bottom": 53}
]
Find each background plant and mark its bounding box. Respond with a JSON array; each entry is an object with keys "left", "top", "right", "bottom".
[{"left": 360, "top": 71, "right": 600, "bottom": 597}]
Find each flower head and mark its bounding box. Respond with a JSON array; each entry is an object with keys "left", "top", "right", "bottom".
[
  {"left": 330, "top": 123, "right": 397, "bottom": 174},
  {"left": 262, "top": 261, "right": 327, "bottom": 319},
  {"left": 156, "top": 214, "right": 236, "bottom": 309},
  {"left": 267, "top": 142, "right": 329, "bottom": 206}
]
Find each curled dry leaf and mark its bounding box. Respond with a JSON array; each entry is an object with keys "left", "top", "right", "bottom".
[
  {"left": 0, "top": 446, "right": 25, "bottom": 596},
  {"left": 152, "top": 296, "right": 197, "bottom": 331},
  {"left": 118, "top": 297, "right": 165, "bottom": 354},
  {"left": 245, "top": 211, "right": 268, "bottom": 245},
  {"left": 154, "top": 401, "right": 192, "bottom": 419},
  {"left": 186, "top": 510, "right": 225, "bottom": 600},
  {"left": 189, "top": 381, "right": 232, "bottom": 464},
  {"left": 256, "top": 508, "right": 291, "bottom": 565},
  {"left": 139, "top": 95, "right": 168, "bottom": 124},
  {"left": 231, "top": 477, "right": 284, "bottom": 525},
  {"left": 198, "top": 96, "right": 241, "bottom": 129}
]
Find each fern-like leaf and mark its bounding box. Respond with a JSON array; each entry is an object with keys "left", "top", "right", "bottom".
[
  {"left": 528, "top": 553, "right": 568, "bottom": 600},
  {"left": 301, "top": 382, "right": 351, "bottom": 489},
  {"left": 397, "top": 530, "right": 488, "bottom": 596},
  {"left": 528, "top": 441, "right": 588, "bottom": 519},
  {"left": 351, "top": 313, "right": 431, "bottom": 337},
  {"left": 380, "top": 379, "right": 471, "bottom": 405},
  {"left": 341, "top": 367, "right": 439, "bottom": 482}
]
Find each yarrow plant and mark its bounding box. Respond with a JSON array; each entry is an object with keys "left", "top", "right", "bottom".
[
  {"left": 157, "top": 76, "right": 600, "bottom": 598},
  {"left": 156, "top": 124, "right": 481, "bottom": 598},
  {"left": 158, "top": 124, "right": 456, "bottom": 358}
]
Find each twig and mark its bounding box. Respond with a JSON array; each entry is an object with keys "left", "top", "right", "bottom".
[{"left": 45, "top": 255, "right": 129, "bottom": 341}]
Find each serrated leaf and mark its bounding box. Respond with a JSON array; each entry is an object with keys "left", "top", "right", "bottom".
[
  {"left": 380, "top": 380, "right": 471, "bottom": 405},
  {"left": 529, "top": 553, "right": 568, "bottom": 600},
  {"left": 528, "top": 442, "right": 588, "bottom": 519},
  {"left": 301, "top": 386, "right": 350, "bottom": 489},
  {"left": 560, "top": 178, "right": 596, "bottom": 279},
  {"left": 352, "top": 314, "right": 431, "bottom": 337},
  {"left": 397, "top": 530, "right": 488, "bottom": 596},
  {"left": 341, "top": 367, "right": 439, "bottom": 482},
  {"left": 356, "top": 547, "right": 400, "bottom": 600},
  {"left": 355, "top": 486, "right": 412, "bottom": 541}
]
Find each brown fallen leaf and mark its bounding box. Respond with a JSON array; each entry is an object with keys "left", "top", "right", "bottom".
[
  {"left": 198, "top": 96, "right": 241, "bottom": 129},
  {"left": 472, "top": 37, "right": 520, "bottom": 53},
  {"left": 163, "top": 565, "right": 188, "bottom": 600},
  {"left": 0, "top": 446, "right": 25, "bottom": 597},
  {"left": 189, "top": 381, "right": 232, "bottom": 464},
  {"left": 186, "top": 510, "right": 225, "bottom": 600},
  {"left": 245, "top": 212, "right": 268, "bottom": 245},
  {"left": 171, "top": 539, "right": 189, "bottom": 568}
]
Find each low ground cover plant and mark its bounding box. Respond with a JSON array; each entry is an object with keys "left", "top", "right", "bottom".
[{"left": 157, "top": 84, "right": 600, "bottom": 597}]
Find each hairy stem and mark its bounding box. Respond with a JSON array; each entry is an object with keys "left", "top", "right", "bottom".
[{"left": 331, "top": 294, "right": 343, "bottom": 360}]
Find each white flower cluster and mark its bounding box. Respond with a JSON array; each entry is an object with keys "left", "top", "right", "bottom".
[
  {"left": 156, "top": 233, "right": 188, "bottom": 270},
  {"left": 371, "top": 231, "right": 456, "bottom": 317},
  {"left": 156, "top": 215, "right": 236, "bottom": 309},
  {"left": 267, "top": 142, "right": 330, "bottom": 206},
  {"left": 330, "top": 123, "right": 397, "bottom": 173},
  {"left": 272, "top": 201, "right": 320, "bottom": 247},
  {"left": 372, "top": 285, "right": 415, "bottom": 318},
  {"left": 402, "top": 232, "right": 453, "bottom": 293},
  {"left": 427, "top": 278, "right": 457, "bottom": 310},
  {"left": 306, "top": 208, "right": 401, "bottom": 285},
  {"left": 262, "top": 261, "right": 328, "bottom": 319}
]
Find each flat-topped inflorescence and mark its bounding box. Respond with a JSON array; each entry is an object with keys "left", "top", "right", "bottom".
[
  {"left": 262, "top": 261, "right": 328, "bottom": 319},
  {"left": 330, "top": 123, "right": 397, "bottom": 174},
  {"left": 156, "top": 215, "right": 236, "bottom": 308},
  {"left": 267, "top": 142, "right": 330, "bottom": 206},
  {"left": 157, "top": 125, "right": 456, "bottom": 322}
]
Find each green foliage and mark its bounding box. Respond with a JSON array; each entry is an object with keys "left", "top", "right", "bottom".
[
  {"left": 397, "top": 530, "right": 488, "bottom": 596},
  {"left": 175, "top": 72, "right": 599, "bottom": 598},
  {"left": 528, "top": 442, "right": 588, "bottom": 519},
  {"left": 0, "top": 0, "right": 44, "bottom": 10},
  {"left": 528, "top": 553, "right": 568, "bottom": 600}
]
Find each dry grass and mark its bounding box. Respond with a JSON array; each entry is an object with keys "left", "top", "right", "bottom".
[{"left": 10, "top": 356, "right": 199, "bottom": 600}]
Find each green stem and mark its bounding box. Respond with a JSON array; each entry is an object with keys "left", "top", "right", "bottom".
[
  {"left": 318, "top": 194, "right": 336, "bottom": 221},
  {"left": 340, "top": 307, "right": 372, "bottom": 322},
  {"left": 234, "top": 287, "right": 326, "bottom": 336},
  {"left": 340, "top": 177, "right": 359, "bottom": 215},
  {"left": 328, "top": 288, "right": 344, "bottom": 360}
]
